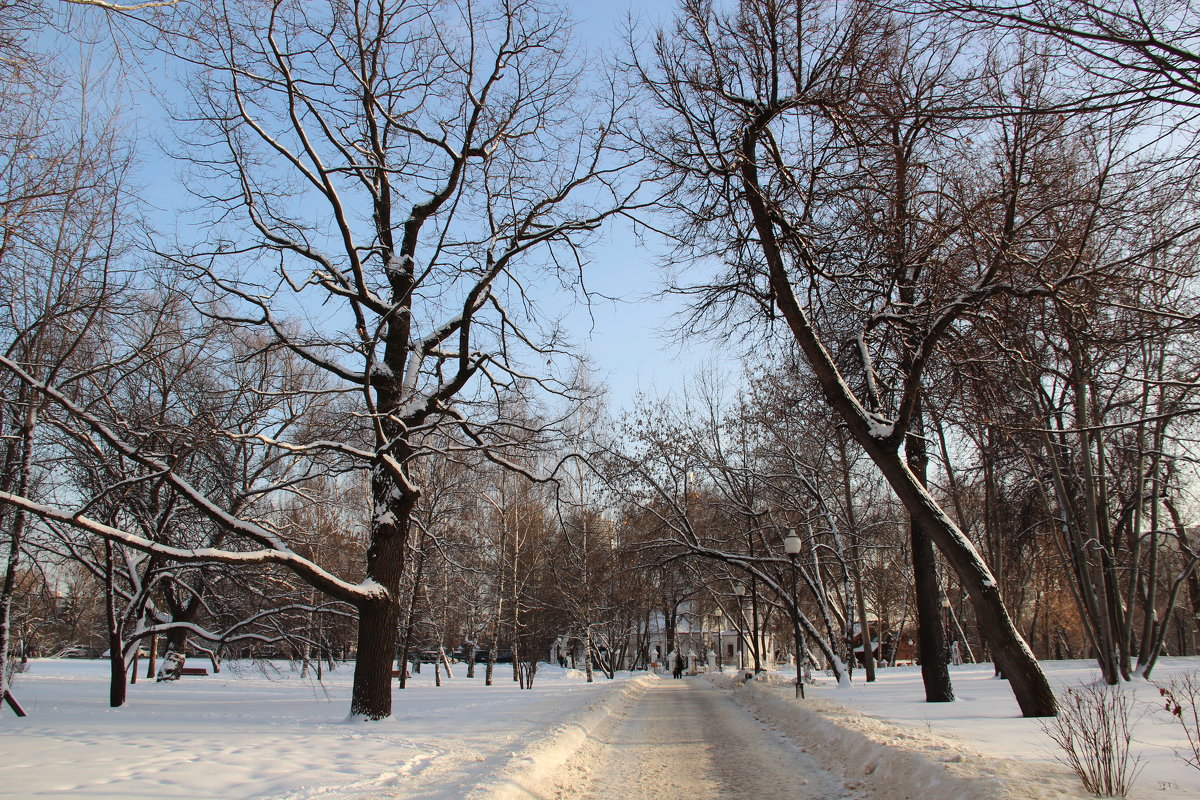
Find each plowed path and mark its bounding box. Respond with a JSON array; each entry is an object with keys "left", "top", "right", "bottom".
[{"left": 543, "top": 678, "right": 852, "bottom": 800}]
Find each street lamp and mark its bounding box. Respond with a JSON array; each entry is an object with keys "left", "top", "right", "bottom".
[
  {"left": 783, "top": 529, "right": 806, "bottom": 699},
  {"left": 733, "top": 581, "right": 746, "bottom": 671},
  {"left": 941, "top": 593, "right": 952, "bottom": 665}
]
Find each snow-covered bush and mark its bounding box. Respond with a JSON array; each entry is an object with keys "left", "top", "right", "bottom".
[
  {"left": 1040, "top": 684, "right": 1143, "bottom": 797},
  {"left": 1156, "top": 671, "right": 1200, "bottom": 774}
]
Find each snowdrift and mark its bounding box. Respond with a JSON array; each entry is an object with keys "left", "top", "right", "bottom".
[{"left": 726, "top": 673, "right": 1088, "bottom": 800}]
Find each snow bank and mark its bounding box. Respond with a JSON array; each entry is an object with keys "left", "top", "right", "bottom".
[
  {"left": 714, "top": 659, "right": 1200, "bottom": 800},
  {"left": 728, "top": 674, "right": 1085, "bottom": 800},
  {"left": 476, "top": 673, "right": 659, "bottom": 799}
]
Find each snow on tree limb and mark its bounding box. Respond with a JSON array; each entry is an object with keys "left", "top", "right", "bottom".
[{"left": 0, "top": 490, "right": 385, "bottom": 603}]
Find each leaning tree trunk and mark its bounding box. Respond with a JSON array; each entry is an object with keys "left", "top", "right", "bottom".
[
  {"left": 876, "top": 446, "right": 1052, "bottom": 715},
  {"left": 748, "top": 155, "right": 1056, "bottom": 715}
]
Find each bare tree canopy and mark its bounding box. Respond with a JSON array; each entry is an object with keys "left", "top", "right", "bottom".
[{"left": 1, "top": 0, "right": 646, "bottom": 720}]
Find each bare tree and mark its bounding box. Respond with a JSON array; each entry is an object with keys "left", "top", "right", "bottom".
[
  {"left": 603, "top": 380, "right": 853, "bottom": 683},
  {"left": 928, "top": 0, "right": 1200, "bottom": 116},
  {"left": 0, "top": 4, "right": 134, "bottom": 709},
  {"left": 0, "top": 0, "right": 643, "bottom": 720},
  {"left": 922, "top": 0, "right": 1200, "bottom": 683},
  {"left": 631, "top": 0, "right": 1067, "bottom": 715},
  {"left": 171, "top": 0, "right": 642, "bottom": 719}
]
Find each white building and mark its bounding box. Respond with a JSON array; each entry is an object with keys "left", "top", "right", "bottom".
[{"left": 643, "top": 602, "right": 778, "bottom": 674}]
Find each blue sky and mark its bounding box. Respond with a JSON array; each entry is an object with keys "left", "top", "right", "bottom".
[
  {"left": 554, "top": 0, "right": 730, "bottom": 410},
  {"left": 113, "top": 0, "right": 727, "bottom": 413}
]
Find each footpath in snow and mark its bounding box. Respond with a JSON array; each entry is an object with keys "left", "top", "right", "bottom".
[{"left": 487, "top": 676, "right": 847, "bottom": 799}]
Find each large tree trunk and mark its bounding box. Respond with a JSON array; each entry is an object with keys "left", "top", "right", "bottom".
[
  {"left": 164, "top": 623, "right": 190, "bottom": 659},
  {"left": 351, "top": 596, "right": 399, "bottom": 718},
  {"left": 107, "top": 642, "right": 127, "bottom": 708},
  {"left": 742, "top": 139, "right": 1056, "bottom": 715},
  {"left": 911, "top": 523, "right": 952, "bottom": 700},
  {"left": 908, "top": 404, "right": 953, "bottom": 703},
  {"left": 145, "top": 633, "right": 158, "bottom": 680},
  {"left": 350, "top": 468, "right": 412, "bottom": 719},
  {"left": 878, "top": 449, "right": 1052, "bottom": 715},
  {"left": 816, "top": 392, "right": 1052, "bottom": 712}
]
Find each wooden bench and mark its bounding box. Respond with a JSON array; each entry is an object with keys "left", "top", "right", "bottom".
[{"left": 179, "top": 667, "right": 209, "bottom": 676}]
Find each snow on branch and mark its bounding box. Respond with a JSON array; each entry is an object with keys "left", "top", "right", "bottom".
[
  {"left": 64, "top": 0, "right": 178, "bottom": 9},
  {"left": 0, "top": 491, "right": 385, "bottom": 604},
  {"left": 135, "top": 602, "right": 356, "bottom": 646}
]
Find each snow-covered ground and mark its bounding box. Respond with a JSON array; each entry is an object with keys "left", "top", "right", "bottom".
[
  {"left": 2, "top": 657, "right": 1199, "bottom": 799},
  {"left": 753, "top": 657, "right": 1200, "bottom": 800},
  {"left": 0, "top": 658, "right": 640, "bottom": 799}
]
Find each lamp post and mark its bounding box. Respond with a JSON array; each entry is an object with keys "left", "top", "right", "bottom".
[
  {"left": 941, "top": 594, "right": 952, "bottom": 666},
  {"left": 784, "top": 529, "right": 806, "bottom": 699},
  {"left": 733, "top": 582, "right": 746, "bottom": 671}
]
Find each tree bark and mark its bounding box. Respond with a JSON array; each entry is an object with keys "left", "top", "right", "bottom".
[
  {"left": 351, "top": 595, "right": 399, "bottom": 719},
  {"left": 104, "top": 541, "right": 127, "bottom": 708},
  {"left": 836, "top": 434, "right": 876, "bottom": 682},
  {"left": 350, "top": 467, "right": 411, "bottom": 719},
  {"left": 398, "top": 529, "right": 429, "bottom": 690},
  {"left": 145, "top": 633, "right": 158, "bottom": 680},
  {"left": 0, "top": 396, "right": 36, "bottom": 708},
  {"left": 908, "top": 403, "right": 953, "bottom": 702}
]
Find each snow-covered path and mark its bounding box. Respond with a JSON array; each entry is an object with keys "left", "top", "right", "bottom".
[{"left": 542, "top": 678, "right": 846, "bottom": 800}]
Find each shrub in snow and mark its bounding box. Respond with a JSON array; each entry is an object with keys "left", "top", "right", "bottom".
[
  {"left": 1155, "top": 671, "right": 1200, "bottom": 774},
  {"left": 3, "top": 653, "right": 28, "bottom": 685},
  {"left": 1040, "top": 684, "right": 1143, "bottom": 797}
]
